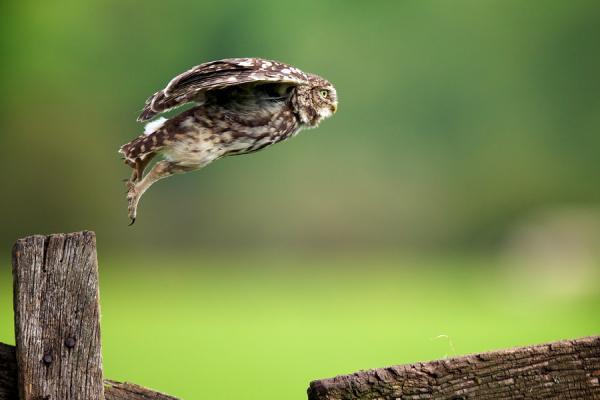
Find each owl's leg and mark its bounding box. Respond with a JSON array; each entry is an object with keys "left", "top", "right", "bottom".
[
  {"left": 128, "top": 153, "right": 156, "bottom": 183},
  {"left": 126, "top": 160, "right": 199, "bottom": 225}
]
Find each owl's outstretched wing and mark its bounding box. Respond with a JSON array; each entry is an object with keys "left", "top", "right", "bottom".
[{"left": 138, "top": 58, "right": 309, "bottom": 121}]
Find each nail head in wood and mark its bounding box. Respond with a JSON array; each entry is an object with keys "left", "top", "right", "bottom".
[
  {"left": 64, "top": 338, "right": 76, "bottom": 349},
  {"left": 42, "top": 354, "right": 53, "bottom": 365}
]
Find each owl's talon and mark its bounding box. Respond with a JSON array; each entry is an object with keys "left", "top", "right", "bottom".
[{"left": 126, "top": 184, "right": 140, "bottom": 225}]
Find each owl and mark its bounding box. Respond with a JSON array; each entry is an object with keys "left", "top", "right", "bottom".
[{"left": 119, "top": 58, "right": 338, "bottom": 224}]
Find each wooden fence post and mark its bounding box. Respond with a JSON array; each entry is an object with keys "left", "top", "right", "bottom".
[
  {"left": 12, "top": 232, "right": 104, "bottom": 400},
  {"left": 308, "top": 336, "right": 600, "bottom": 400},
  {"left": 3, "top": 231, "right": 179, "bottom": 400}
]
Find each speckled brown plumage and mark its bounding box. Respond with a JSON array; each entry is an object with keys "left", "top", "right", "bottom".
[{"left": 119, "top": 57, "right": 338, "bottom": 224}]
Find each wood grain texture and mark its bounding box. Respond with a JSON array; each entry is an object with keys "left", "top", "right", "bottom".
[
  {"left": 12, "top": 231, "right": 104, "bottom": 400},
  {"left": 308, "top": 336, "right": 600, "bottom": 400},
  {"left": 104, "top": 381, "right": 180, "bottom": 400},
  {"left": 0, "top": 344, "right": 180, "bottom": 400}
]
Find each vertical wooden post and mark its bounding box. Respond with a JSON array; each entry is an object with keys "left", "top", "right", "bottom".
[{"left": 12, "top": 231, "right": 104, "bottom": 400}]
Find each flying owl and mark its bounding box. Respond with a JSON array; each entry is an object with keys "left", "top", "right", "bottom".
[{"left": 119, "top": 57, "right": 338, "bottom": 224}]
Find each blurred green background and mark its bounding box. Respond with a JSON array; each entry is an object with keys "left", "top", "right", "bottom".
[{"left": 1, "top": 0, "right": 599, "bottom": 399}]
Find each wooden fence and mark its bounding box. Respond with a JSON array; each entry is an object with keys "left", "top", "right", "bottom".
[
  {"left": 1, "top": 231, "right": 177, "bottom": 400},
  {"left": 0, "top": 231, "right": 598, "bottom": 399},
  {"left": 308, "top": 336, "right": 600, "bottom": 399}
]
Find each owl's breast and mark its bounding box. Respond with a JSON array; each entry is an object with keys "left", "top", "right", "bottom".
[{"left": 218, "top": 104, "right": 301, "bottom": 156}]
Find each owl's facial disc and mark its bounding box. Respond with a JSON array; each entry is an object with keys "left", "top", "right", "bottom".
[
  {"left": 295, "top": 76, "right": 338, "bottom": 126},
  {"left": 313, "top": 85, "right": 338, "bottom": 121}
]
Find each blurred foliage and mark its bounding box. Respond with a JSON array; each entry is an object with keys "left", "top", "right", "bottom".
[{"left": 0, "top": 0, "right": 599, "bottom": 252}]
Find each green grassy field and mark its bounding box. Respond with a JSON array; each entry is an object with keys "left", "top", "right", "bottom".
[{"left": 1, "top": 254, "right": 598, "bottom": 399}]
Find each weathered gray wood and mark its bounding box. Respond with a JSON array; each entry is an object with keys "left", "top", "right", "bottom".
[
  {"left": 12, "top": 231, "right": 104, "bottom": 400},
  {"left": 104, "top": 381, "right": 180, "bottom": 400},
  {"left": 308, "top": 336, "right": 600, "bottom": 400},
  {"left": 4, "top": 231, "right": 180, "bottom": 400},
  {"left": 0, "top": 343, "right": 179, "bottom": 400}
]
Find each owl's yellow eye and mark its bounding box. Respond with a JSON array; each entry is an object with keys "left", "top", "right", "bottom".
[{"left": 319, "top": 89, "right": 329, "bottom": 98}]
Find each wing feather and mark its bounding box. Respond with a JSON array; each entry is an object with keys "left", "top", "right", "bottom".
[{"left": 138, "top": 58, "right": 309, "bottom": 121}]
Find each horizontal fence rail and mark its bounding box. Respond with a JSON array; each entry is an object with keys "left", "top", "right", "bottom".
[{"left": 308, "top": 336, "right": 600, "bottom": 400}]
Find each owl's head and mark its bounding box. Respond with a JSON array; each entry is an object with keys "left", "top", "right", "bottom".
[{"left": 294, "top": 75, "right": 338, "bottom": 127}]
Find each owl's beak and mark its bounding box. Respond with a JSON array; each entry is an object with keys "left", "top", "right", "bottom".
[{"left": 331, "top": 104, "right": 337, "bottom": 114}]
